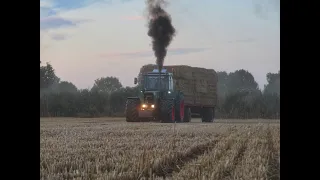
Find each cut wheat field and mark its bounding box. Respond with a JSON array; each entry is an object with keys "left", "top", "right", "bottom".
[{"left": 40, "top": 117, "right": 280, "bottom": 180}]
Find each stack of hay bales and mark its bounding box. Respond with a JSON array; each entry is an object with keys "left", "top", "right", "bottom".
[{"left": 138, "top": 65, "right": 218, "bottom": 107}]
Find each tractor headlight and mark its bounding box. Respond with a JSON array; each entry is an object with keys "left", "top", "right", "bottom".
[
  {"left": 151, "top": 104, "right": 155, "bottom": 108},
  {"left": 142, "top": 104, "right": 147, "bottom": 108}
]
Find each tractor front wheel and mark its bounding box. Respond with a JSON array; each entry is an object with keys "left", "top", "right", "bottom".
[{"left": 125, "top": 98, "right": 140, "bottom": 122}]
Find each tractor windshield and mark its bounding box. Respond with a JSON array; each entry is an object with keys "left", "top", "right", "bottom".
[{"left": 144, "top": 75, "right": 169, "bottom": 90}]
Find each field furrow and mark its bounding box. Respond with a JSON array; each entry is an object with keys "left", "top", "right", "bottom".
[
  {"left": 171, "top": 125, "right": 262, "bottom": 180},
  {"left": 266, "top": 125, "right": 280, "bottom": 180},
  {"left": 40, "top": 118, "right": 280, "bottom": 180},
  {"left": 228, "top": 125, "right": 280, "bottom": 180}
]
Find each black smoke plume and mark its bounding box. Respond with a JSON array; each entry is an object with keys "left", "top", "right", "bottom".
[{"left": 146, "top": 0, "right": 176, "bottom": 71}]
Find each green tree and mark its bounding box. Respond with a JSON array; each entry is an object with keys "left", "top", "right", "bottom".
[
  {"left": 39, "top": 62, "right": 280, "bottom": 119},
  {"left": 217, "top": 71, "right": 229, "bottom": 97},
  {"left": 91, "top": 77, "right": 123, "bottom": 94},
  {"left": 264, "top": 70, "right": 280, "bottom": 95},
  {"left": 227, "top": 69, "right": 259, "bottom": 94},
  {"left": 55, "top": 81, "right": 78, "bottom": 93},
  {"left": 40, "top": 62, "right": 60, "bottom": 90}
]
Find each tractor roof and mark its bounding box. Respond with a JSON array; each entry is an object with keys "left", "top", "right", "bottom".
[{"left": 145, "top": 69, "right": 171, "bottom": 76}]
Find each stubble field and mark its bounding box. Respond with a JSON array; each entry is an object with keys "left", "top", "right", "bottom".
[{"left": 40, "top": 118, "right": 280, "bottom": 180}]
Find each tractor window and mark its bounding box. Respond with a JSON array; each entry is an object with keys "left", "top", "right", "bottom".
[{"left": 144, "top": 75, "right": 169, "bottom": 90}]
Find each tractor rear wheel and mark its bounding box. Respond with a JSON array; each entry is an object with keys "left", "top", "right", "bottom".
[
  {"left": 125, "top": 98, "right": 140, "bottom": 122},
  {"left": 160, "top": 99, "right": 175, "bottom": 123},
  {"left": 201, "top": 107, "right": 214, "bottom": 122},
  {"left": 183, "top": 107, "right": 191, "bottom": 122}
]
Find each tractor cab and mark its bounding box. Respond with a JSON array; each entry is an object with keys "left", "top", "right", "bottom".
[
  {"left": 143, "top": 69, "right": 173, "bottom": 91},
  {"left": 134, "top": 69, "right": 174, "bottom": 92},
  {"left": 133, "top": 69, "right": 175, "bottom": 111}
]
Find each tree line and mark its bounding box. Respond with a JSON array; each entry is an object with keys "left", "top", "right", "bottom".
[{"left": 40, "top": 62, "right": 280, "bottom": 119}]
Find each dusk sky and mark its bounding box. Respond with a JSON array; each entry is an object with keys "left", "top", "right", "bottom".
[{"left": 40, "top": 0, "right": 279, "bottom": 89}]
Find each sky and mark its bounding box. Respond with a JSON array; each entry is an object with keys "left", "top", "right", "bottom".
[{"left": 40, "top": 0, "right": 280, "bottom": 89}]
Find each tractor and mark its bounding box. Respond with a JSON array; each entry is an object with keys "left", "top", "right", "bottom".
[{"left": 125, "top": 68, "right": 189, "bottom": 123}]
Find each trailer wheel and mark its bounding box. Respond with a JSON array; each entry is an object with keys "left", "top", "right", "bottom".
[
  {"left": 125, "top": 98, "right": 140, "bottom": 122},
  {"left": 183, "top": 107, "right": 191, "bottom": 122},
  {"left": 201, "top": 107, "right": 214, "bottom": 122},
  {"left": 160, "top": 99, "right": 175, "bottom": 123},
  {"left": 174, "top": 92, "right": 184, "bottom": 123}
]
